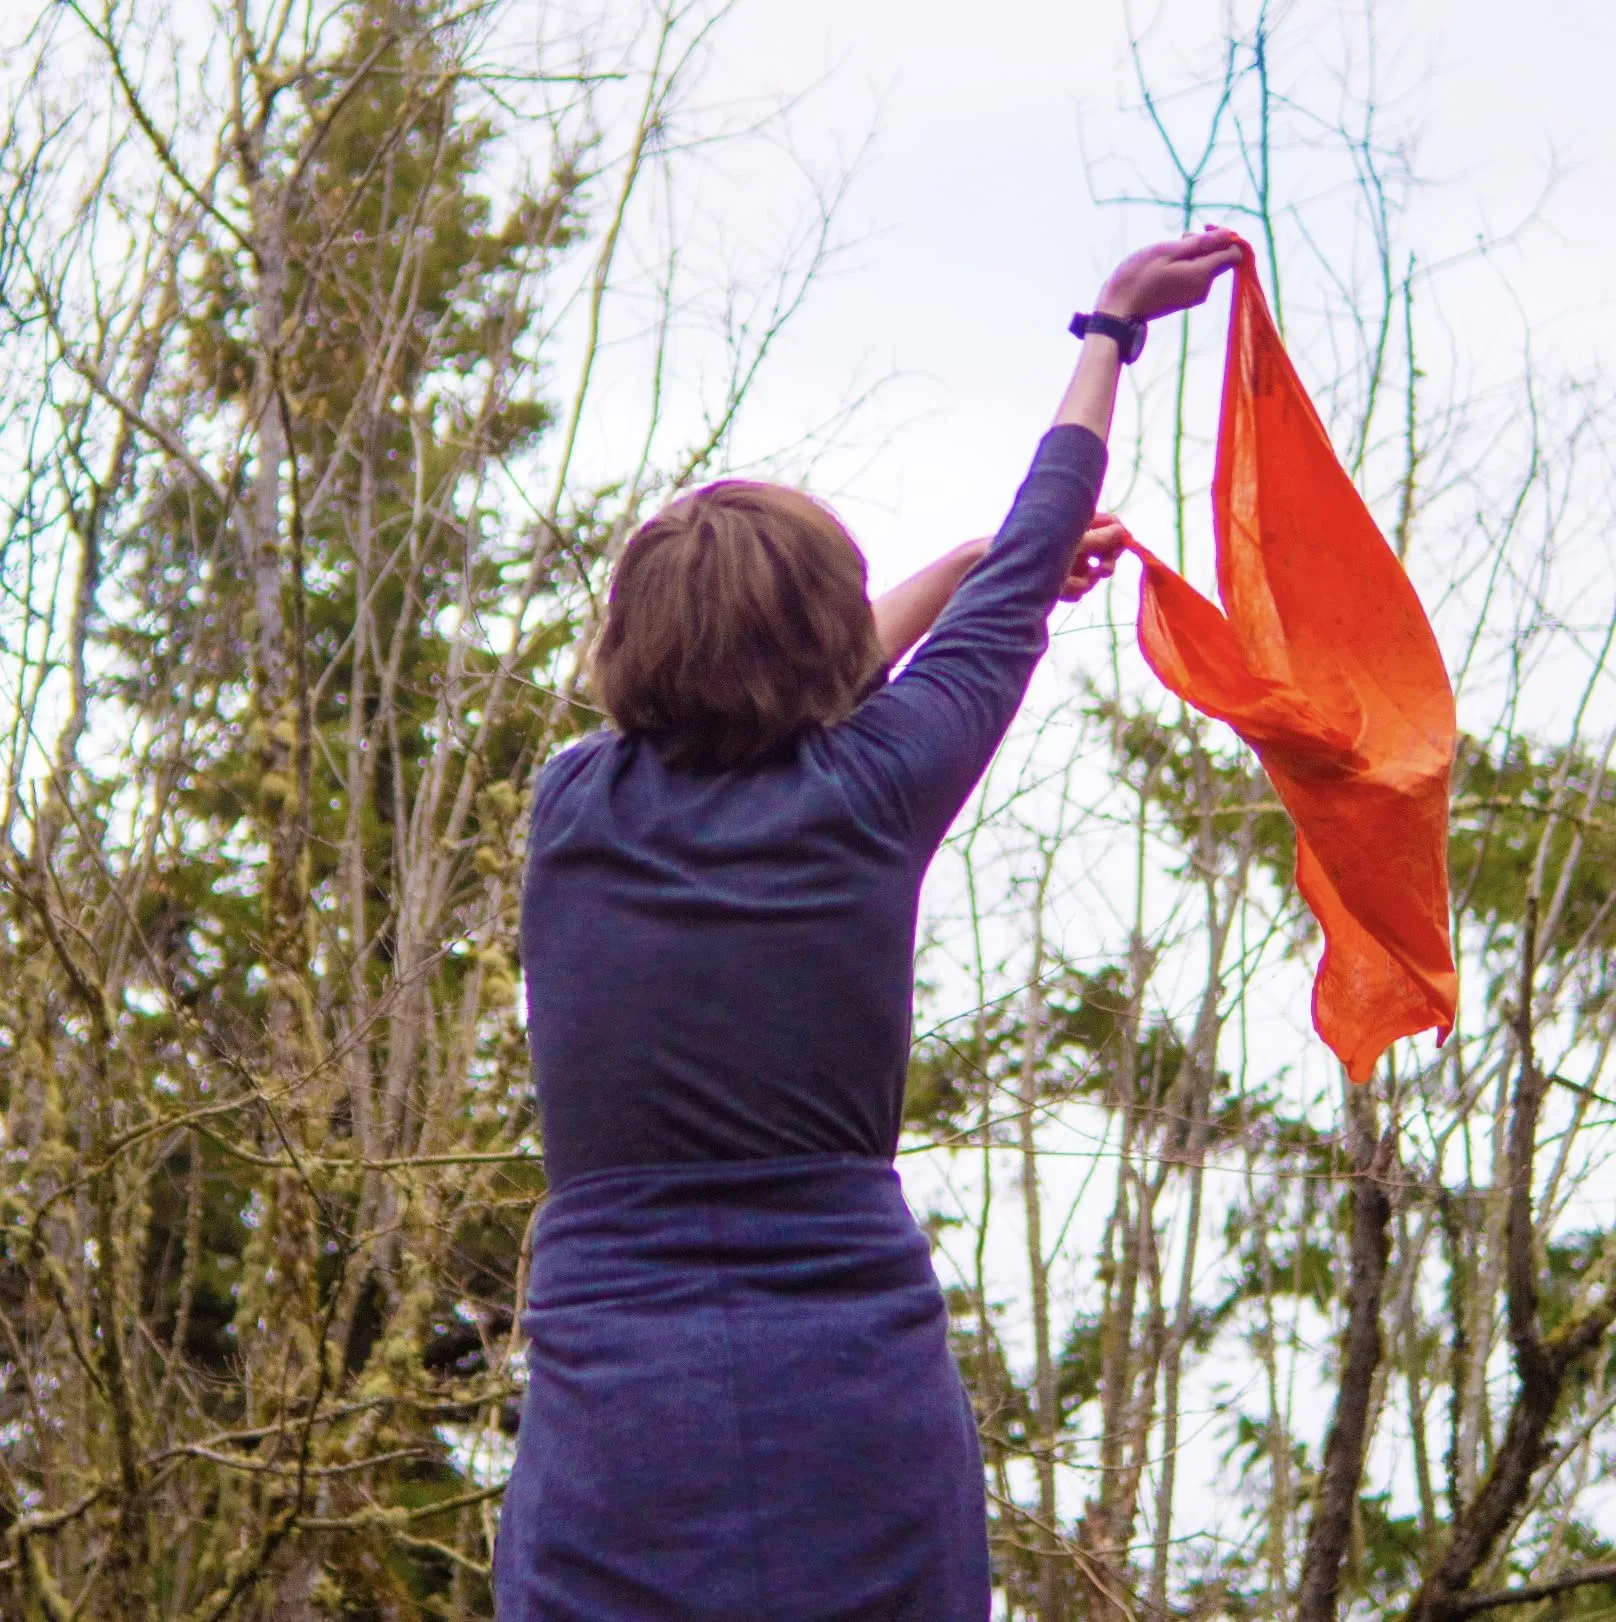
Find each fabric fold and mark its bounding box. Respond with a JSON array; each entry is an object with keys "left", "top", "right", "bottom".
[{"left": 1122, "top": 242, "right": 1458, "bottom": 1082}]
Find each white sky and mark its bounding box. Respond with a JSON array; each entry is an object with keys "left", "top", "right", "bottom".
[{"left": 674, "top": 0, "right": 1616, "bottom": 590}]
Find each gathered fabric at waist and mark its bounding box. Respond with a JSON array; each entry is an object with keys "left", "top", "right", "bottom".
[{"left": 527, "top": 1152, "right": 932, "bottom": 1312}]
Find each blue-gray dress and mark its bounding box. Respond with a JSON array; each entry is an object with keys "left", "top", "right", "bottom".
[{"left": 493, "top": 426, "right": 1106, "bottom": 1621}]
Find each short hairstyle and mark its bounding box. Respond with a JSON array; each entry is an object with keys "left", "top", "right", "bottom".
[{"left": 593, "top": 480, "right": 886, "bottom": 772}]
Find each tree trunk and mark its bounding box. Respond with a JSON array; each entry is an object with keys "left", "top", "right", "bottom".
[
  {"left": 1297, "top": 1078, "right": 1394, "bottom": 1622},
  {"left": 1406, "top": 906, "right": 1616, "bottom": 1621}
]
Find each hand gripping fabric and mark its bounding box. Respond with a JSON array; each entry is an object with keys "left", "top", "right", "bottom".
[{"left": 1121, "top": 242, "right": 1458, "bottom": 1082}]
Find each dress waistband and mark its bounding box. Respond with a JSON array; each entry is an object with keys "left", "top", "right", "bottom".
[
  {"left": 526, "top": 1153, "right": 932, "bottom": 1310},
  {"left": 546, "top": 1150, "right": 892, "bottom": 1202}
]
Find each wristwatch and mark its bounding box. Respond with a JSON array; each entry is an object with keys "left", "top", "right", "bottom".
[{"left": 1068, "top": 310, "right": 1147, "bottom": 364}]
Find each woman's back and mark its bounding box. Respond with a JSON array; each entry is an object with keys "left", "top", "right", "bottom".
[
  {"left": 523, "top": 726, "right": 923, "bottom": 1185},
  {"left": 523, "top": 425, "right": 1108, "bottom": 1188}
]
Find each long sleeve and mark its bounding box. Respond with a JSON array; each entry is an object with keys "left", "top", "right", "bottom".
[{"left": 826, "top": 424, "right": 1108, "bottom": 850}]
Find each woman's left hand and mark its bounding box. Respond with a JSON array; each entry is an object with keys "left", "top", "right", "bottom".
[{"left": 1059, "top": 514, "right": 1130, "bottom": 601}]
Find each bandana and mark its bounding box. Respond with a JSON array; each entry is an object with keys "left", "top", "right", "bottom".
[{"left": 1122, "top": 243, "right": 1458, "bottom": 1082}]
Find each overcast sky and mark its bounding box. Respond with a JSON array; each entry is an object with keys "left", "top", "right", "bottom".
[{"left": 637, "top": 0, "right": 1616, "bottom": 596}]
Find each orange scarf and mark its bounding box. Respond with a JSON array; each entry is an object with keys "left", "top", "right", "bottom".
[{"left": 1122, "top": 243, "right": 1457, "bottom": 1082}]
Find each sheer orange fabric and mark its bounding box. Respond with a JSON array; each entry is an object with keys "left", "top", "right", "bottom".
[{"left": 1121, "top": 242, "right": 1457, "bottom": 1082}]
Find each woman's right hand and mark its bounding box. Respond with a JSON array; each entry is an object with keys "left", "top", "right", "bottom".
[
  {"left": 1058, "top": 514, "right": 1130, "bottom": 602},
  {"left": 1096, "top": 228, "right": 1243, "bottom": 322}
]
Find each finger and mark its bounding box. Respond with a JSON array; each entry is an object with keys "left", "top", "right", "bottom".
[
  {"left": 1077, "top": 535, "right": 1129, "bottom": 561},
  {"left": 1172, "top": 227, "right": 1241, "bottom": 261},
  {"left": 1059, "top": 569, "right": 1114, "bottom": 602},
  {"left": 1177, "top": 249, "right": 1244, "bottom": 307},
  {"left": 1185, "top": 246, "right": 1243, "bottom": 282},
  {"left": 1059, "top": 555, "right": 1120, "bottom": 599}
]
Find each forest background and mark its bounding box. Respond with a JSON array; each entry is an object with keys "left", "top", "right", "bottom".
[{"left": 3, "top": 1, "right": 1616, "bottom": 1619}]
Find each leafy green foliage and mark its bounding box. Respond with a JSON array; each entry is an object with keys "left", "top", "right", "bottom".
[
  {"left": 1091, "top": 696, "right": 1298, "bottom": 896},
  {"left": 0, "top": 1, "right": 627, "bottom": 1612},
  {"left": 905, "top": 960, "right": 1200, "bottom": 1140}
]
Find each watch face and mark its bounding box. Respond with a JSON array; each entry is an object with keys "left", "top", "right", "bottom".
[{"left": 1125, "top": 322, "right": 1147, "bottom": 363}]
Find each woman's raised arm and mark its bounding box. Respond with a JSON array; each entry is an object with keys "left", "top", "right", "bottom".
[
  {"left": 831, "top": 230, "right": 1241, "bottom": 848},
  {"left": 866, "top": 230, "right": 1240, "bottom": 667}
]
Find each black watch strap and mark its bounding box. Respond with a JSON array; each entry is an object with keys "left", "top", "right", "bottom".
[{"left": 1068, "top": 310, "right": 1147, "bottom": 364}]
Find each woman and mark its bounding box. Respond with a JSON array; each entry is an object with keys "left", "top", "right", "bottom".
[{"left": 494, "top": 230, "right": 1241, "bottom": 1621}]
